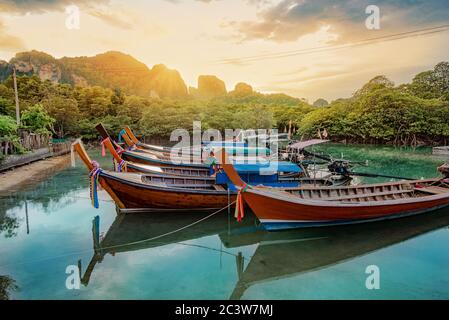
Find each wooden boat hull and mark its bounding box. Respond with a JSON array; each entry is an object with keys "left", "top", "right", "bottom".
[
  {"left": 121, "top": 150, "right": 208, "bottom": 169},
  {"left": 125, "top": 162, "right": 211, "bottom": 177},
  {"left": 99, "top": 172, "right": 235, "bottom": 210},
  {"left": 242, "top": 184, "right": 449, "bottom": 230}
]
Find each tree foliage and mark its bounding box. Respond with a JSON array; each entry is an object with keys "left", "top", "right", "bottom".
[
  {"left": 0, "top": 115, "right": 17, "bottom": 137},
  {"left": 0, "top": 61, "right": 448, "bottom": 146},
  {"left": 21, "top": 104, "right": 55, "bottom": 135},
  {"left": 299, "top": 66, "right": 449, "bottom": 145}
]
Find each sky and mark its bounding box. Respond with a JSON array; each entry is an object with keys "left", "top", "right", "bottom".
[{"left": 0, "top": 0, "right": 448, "bottom": 102}]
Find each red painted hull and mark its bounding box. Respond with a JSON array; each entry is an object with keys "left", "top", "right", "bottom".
[
  {"left": 242, "top": 187, "right": 449, "bottom": 230},
  {"left": 100, "top": 172, "right": 235, "bottom": 210}
]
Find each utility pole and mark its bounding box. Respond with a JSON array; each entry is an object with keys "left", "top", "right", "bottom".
[{"left": 13, "top": 67, "right": 20, "bottom": 125}]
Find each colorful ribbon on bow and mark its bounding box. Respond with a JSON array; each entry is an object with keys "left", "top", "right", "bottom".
[
  {"left": 235, "top": 183, "right": 250, "bottom": 222},
  {"left": 89, "top": 161, "right": 102, "bottom": 209},
  {"left": 100, "top": 139, "right": 106, "bottom": 157},
  {"left": 114, "top": 159, "right": 127, "bottom": 172},
  {"left": 116, "top": 145, "right": 125, "bottom": 155},
  {"left": 118, "top": 129, "right": 126, "bottom": 143}
]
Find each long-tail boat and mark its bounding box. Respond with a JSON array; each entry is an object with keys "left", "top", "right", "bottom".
[
  {"left": 123, "top": 125, "right": 269, "bottom": 156},
  {"left": 73, "top": 140, "right": 312, "bottom": 212},
  {"left": 96, "top": 124, "right": 347, "bottom": 187},
  {"left": 217, "top": 150, "right": 449, "bottom": 230},
  {"left": 101, "top": 136, "right": 337, "bottom": 187},
  {"left": 73, "top": 140, "right": 235, "bottom": 211},
  {"left": 118, "top": 125, "right": 270, "bottom": 160},
  {"left": 96, "top": 124, "right": 270, "bottom": 168},
  {"left": 102, "top": 137, "right": 211, "bottom": 177}
]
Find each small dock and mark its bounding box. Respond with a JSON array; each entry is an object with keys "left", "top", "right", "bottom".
[{"left": 433, "top": 146, "right": 449, "bottom": 156}]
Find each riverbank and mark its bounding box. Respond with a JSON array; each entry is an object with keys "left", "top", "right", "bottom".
[{"left": 0, "top": 154, "right": 71, "bottom": 195}]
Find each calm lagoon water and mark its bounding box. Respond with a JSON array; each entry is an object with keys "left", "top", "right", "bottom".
[{"left": 1, "top": 144, "right": 449, "bottom": 300}]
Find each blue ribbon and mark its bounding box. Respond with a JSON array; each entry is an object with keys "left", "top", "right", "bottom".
[{"left": 118, "top": 129, "right": 126, "bottom": 143}]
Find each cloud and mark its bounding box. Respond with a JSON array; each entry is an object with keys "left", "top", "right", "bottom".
[
  {"left": 87, "top": 8, "right": 134, "bottom": 30},
  {"left": 0, "top": 0, "right": 109, "bottom": 14},
  {"left": 0, "top": 1, "right": 134, "bottom": 30},
  {"left": 274, "top": 69, "right": 352, "bottom": 86},
  {"left": 0, "top": 21, "right": 25, "bottom": 51},
  {"left": 165, "top": 0, "right": 269, "bottom": 5},
  {"left": 227, "top": 0, "right": 449, "bottom": 43}
]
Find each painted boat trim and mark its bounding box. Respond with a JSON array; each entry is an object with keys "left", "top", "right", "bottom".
[
  {"left": 247, "top": 183, "right": 449, "bottom": 208},
  {"left": 100, "top": 171, "right": 231, "bottom": 195},
  {"left": 259, "top": 203, "right": 449, "bottom": 230}
]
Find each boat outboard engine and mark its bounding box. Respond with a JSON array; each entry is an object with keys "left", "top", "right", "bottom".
[
  {"left": 438, "top": 163, "right": 449, "bottom": 178},
  {"left": 328, "top": 160, "right": 351, "bottom": 177}
]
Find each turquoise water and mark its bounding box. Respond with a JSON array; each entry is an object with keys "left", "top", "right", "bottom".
[{"left": 1, "top": 144, "right": 449, "bottom": 300}]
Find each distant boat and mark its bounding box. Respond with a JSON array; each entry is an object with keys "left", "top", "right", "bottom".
[
  {"left": 101, "top": 137, "right": 311, "bottom": 188},
  {"left": 217, "top": 150, "right": 449, "bottom": 230},
  {"left": 96, "top": 124, "right": 271, "bottom": 168},
  {"left": 103, "top": 124, "right": 270, "bottom": 158}
]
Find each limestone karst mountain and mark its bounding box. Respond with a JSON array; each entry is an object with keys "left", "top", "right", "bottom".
[
  {"left": 0, "top": 50, "right": 188, "bottom": 98},
  {"left": 194, "top": 75, "right": 227, "bottom": 98}
]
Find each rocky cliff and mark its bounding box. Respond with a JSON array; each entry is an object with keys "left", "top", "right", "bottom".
[
  {"left": 0, "top": 50, "right": 189, "bottom": 98},
  {"left": 195, "top": 75, "right": 227, "bottom": 98},
  {"left": 0, "top": 50, "right": 264, "bottom": 101},
  {"left": 147, "top": 64, "right": 188, "bottom": 99}
]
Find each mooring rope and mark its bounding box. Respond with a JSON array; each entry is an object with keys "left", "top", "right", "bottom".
[
  {"left": 97, "top": 201, "right": 237, "bottom": 252},
  {"left": 89, "top": 161, "right": 102, "bottom": 209},
  {"left": 235, "top": 183, "right": 250, "bottom": 222},
  {"left": 0, "top": 201, "right": 238, "bottom": 269},
  {"left": 70, "top": 138, "right": 82, "bottom": 167}
]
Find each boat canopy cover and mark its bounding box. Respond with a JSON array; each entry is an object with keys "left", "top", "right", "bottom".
[
  {"left": 210, "top": 146, "right": 271, "bottom": 155},
  {"left": 288, "top": 139, "right": 329, "bottom": 150},
  {"left": 233, "top": 161, "right": 301, "bottom": 174},
  {"left": 226, "top": 181, "right": 299, "bottom": 191},
  {"left": 215, "top": 161, "right": 301, "bottom": 185},
  {"left": 203, "top": 141, "right": 247, "bottom": 147}
]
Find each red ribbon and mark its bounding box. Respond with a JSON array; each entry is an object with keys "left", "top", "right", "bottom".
[
  {"left": 116, "top": 146, "right": 125, "bottom": 155},
  {"left": 235, "top": 183, "right": 249, "bottom": 222},
  {"left": 100, "top": 139, "right": 106, "bottom": 157}
]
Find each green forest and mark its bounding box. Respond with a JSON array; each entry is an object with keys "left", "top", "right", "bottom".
[{"left": 0, "top": 60, "right": 448, "bottom": 153}]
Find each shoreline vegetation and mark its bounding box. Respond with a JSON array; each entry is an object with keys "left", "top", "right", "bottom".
[{"left": 0, "top": 51, "right": 448, "bottom": 163}]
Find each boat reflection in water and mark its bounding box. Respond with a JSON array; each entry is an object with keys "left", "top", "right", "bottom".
[
  {"left": 79, "top": 210, "right": 260, "bottom": 286},
  {"left": 79, "top": 208, "right": 449, "bottom": 299}
]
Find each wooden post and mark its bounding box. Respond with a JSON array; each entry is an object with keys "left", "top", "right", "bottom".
[
  {"left": 25, "top": 199, "right": 29, "bottom": 234},
  {"left": 13, "top": 67, "right": 20, "bottom": 126},
  {"left": 92, "top": 216, "right": 100, "bottom": 249}
]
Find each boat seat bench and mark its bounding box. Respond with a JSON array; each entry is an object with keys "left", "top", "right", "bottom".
[
  {"left": 264, "top": 187, "right": 418, "bottom": 202},
  {"left": 416, "top": 186, "right": 449, "bottom": 195}
]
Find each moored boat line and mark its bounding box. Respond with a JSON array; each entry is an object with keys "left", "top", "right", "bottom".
[
  {"left": 216, "top": 149, "right": 449, "bottom": 230},
  {"left": 73, "top": 125, "right": 449, "bottom": 232}
]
